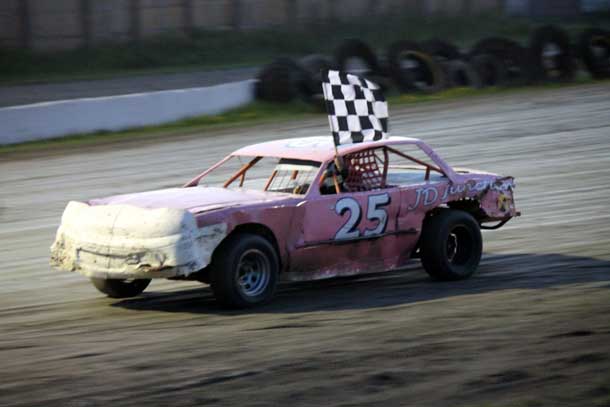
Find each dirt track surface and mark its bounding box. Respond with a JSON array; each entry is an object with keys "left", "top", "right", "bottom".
[{"left": 1, "top": 84, "right": 610, "bottom": 407}]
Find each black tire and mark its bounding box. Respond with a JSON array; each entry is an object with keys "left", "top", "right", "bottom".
[
  {"left": 90, "top": 278, "right": 151, "bottom": 298},
  {"left": 298, "top": 54, "right": 334, "bottom": 110},
  {"left": 444, "top": 59, "right": 482, "bottom": 88},
  {"left": 469, "top": 53, "right": 508, "bottom": 87},
  {"left": 529, "top": 25, "right": 576, "bottom": 83},
  {"left": 422, "top": 38, "right": 462, "bottom": 61},
  {"left": 210, "top": 233, "right": 279, "bottom": 308},
  {"left": 470, "top": 37, "right": 533, "bottom": 86},
  {"left": 334, "top": 38, "right": 382, "bottom": 77},
  {"left": 420, "top": 210, "right": 482, "bottom": 281},
  {"left": 255, "top": 58, "right": 312, "bottom": 103},
  {"left": 387, "top": 40, "right": 445, "bottom": 93},
  {"left": 578, "top": 28, "right": 610, "bottom": 79},
  {"left": 300, "top": 54, "right": 334, "bottom": 87}
]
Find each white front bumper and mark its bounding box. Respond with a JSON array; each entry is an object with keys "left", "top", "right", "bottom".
[{"left": 50, "top": 201, "right": 226, "bottom": 279}]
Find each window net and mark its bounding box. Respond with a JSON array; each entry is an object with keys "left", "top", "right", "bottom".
[{"left": 343, "top": 149, "right": 386, "bottom": 192}]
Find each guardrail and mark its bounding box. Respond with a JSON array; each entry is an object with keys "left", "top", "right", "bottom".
[{"left": 0, "top": 79, "right": 256, "bottom": 145}]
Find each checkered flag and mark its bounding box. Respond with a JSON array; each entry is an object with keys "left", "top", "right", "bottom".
[{"left": 322, "top": 70, "right": 389, "bottom": 146}]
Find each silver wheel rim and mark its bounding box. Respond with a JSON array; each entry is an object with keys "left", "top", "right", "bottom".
[
  {"left": 445, "top": 224, "right": 475, "bottom": 268},
  {"left": 237, "top": 249, "right": 271, "bottom": 298}
]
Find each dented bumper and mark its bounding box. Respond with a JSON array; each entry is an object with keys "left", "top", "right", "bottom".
[{"left": 50, "top": 201, "right": 226, "bottom": 279}]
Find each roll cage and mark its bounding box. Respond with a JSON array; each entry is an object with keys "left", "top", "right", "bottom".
[{"left": 184, "top": 139, "right": 457, "bottom": 197}]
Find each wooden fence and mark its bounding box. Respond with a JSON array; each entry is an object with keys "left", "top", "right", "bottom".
[{"left": 1, "top": 0, "right": 506, "bottom": 51}]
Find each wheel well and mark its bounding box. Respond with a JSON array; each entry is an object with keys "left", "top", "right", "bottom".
[
  {"left": 225, "top": 223, "right": 282, "bottom": 270},
  {"left": 446, "top": 199, "right": 485, "bottom": 221}
]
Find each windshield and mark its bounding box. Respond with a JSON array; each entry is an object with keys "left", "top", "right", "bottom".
[{"left": 196, "top": 156, "right": 321, "bottom": 195}]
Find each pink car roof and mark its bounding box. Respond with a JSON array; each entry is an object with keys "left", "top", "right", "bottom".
[{"left": 232, "top": 136, "right": 422, "bottom": 162}]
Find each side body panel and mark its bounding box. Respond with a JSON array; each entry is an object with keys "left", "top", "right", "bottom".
[
  {"left": 284, "top": 188, "right": 416, "bottom": 280},
  {"left": 195, "top": 198, "right": 303, "bottom": 272},
  {"left": 198, "top": 178, "right": 516, "bottom": 283}
]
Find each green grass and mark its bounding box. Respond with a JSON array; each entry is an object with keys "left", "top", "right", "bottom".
[
  {"left": 2, "top": 13, "right": 610, "bottom": 84},
  {"left": 2, "top": 79, "right": 606, "bottom": 157}
]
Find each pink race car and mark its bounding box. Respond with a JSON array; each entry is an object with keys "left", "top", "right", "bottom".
[{"left": 51, "top": 136, "right": 518, "bottom": 308}]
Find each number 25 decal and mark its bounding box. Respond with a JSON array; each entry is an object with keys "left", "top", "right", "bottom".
[{"left": 334, "top": 193, "right": 391, "bottom": 240}]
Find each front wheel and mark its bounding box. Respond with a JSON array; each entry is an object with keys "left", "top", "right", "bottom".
[
  {"left": 420, "top": 210, "right": 482, "bottom": 281},
  {"left": 90, "top": 278, "right": 151, "bottom": 298},
  {"left": 210, "top": 233, "right": 279, "bottom": 308}
]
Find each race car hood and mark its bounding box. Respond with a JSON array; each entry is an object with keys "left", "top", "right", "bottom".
[{"left": 88, "top": 186, "right": 288, "bottom": 213}]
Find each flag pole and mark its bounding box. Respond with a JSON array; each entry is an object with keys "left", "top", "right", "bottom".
[
  {"left": 333, "top": 144, "right": 342, "bottom": 171},
  {"left": 321, "top": 70, "right": 342, "bottom": 172}
]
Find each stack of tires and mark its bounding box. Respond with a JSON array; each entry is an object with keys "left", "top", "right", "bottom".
[
  {"left": 255, "top": 25, "right": 610, "bottom": 106},
  {"left": 579, "top": 28, "right": 610, "bottom": 79}
]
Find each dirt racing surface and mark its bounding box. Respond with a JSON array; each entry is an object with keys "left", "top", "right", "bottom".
[{"left": 1, "top": 83, "right": 609, "bottom": 407}]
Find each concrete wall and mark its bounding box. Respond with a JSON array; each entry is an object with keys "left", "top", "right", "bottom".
[
  {"left": 0, "top": 79, "right": 256, "bottom": 145},
  {"left": 1, "top": 0, "right": 505, "bottom": 51}
]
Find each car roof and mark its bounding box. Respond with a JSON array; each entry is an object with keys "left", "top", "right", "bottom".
[{"left": 232, "top": 136, "right": 423, "bottom": 162}]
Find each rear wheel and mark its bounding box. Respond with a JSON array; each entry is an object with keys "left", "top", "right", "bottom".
[
  {"left": 90, "top": 278, "right": 151, "bottom": 298},
  {"left": 420, "top": 210, "right": 482, "bottom": 281},
  {"left": 210, "top": 233, "right": 279, "bottom": 308}
]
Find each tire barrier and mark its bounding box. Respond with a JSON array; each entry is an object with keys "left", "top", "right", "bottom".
[
  {"left": 298, "top": 54, "right": 335, "bottom": 110},
  {"left": 334, "top": 38, "right": 383, "bottom": 78},
  {"left": 444, "top": 60, "right": 482, "bottom": 89},
  {"left": 387, "top": 40, "right": 445, "bottom": 93},
  {"left": 530, "top": 25, "right": 576, "bottom": 83},
  {"left": 422, "top": 39, "right": 462, "bottom": 61},
  {"left": 469, "top": 53, "right": 508, "bottom": 87},
  {"left": 299, "top": 54, "right": 334, "bottom": 90},
  {"left": 470, "top": 37, "right": 534, "bottom": 86},
  {"left": 255, "top": 26, "right": 610, "bottom": 105},
  {"left": 578, "top": 28, "right": 610, "bottom": 79},
  {"left": 255, "top": 58, "right": 312, "bottom": 103}
]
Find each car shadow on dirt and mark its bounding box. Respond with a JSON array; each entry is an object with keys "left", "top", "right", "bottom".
[{"left": 111, "top": 252, "right": 610, "bottom": 315}]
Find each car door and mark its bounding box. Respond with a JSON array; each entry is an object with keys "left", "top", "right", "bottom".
[{"left": 287, "top": 186, "right": 411, "bottom": 279}]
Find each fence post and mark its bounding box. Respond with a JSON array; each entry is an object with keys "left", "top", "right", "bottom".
[
  {"left": 368, "top": 0, "right": 378, "bottom": 17},
  {"left": 286, "top": 0, "right": 297, "bottom": 27},
  {"left": 129, "top": 0, "right": 140, "bottom": 42},
  {"left": 329, "top": 0, "right": 338, "bottom": 20},
  {"left": 231, "top": 0, "right": 242, "bottom": 30},
  {"left": 18, "top": 0, "right": 32, "bottom": 49},
  {"left": 415, "top": 0, "right": 426, "bottom": 16},
  {"left": 461, "top": 0, "right": 472, "bottom": 15},
  {"left": 498, "top": 0, "right": 508, "bottom": 14},
  {"left": 183, "top": 0, "right": 194, "bottom": 37},
  {"left": 80, "top": 0, "right": 92, "bottom": 47}
]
